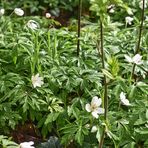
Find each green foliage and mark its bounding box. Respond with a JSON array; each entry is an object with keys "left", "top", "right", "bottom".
[
  {"left": 0, "top": 0, "right": 148, "bottom": 147},
  {"left": 0, "top": 135, "right": 18, "bottom": 148}
]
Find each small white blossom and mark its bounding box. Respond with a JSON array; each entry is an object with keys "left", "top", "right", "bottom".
[
  {"left": 139, "top": 1, "right": 147, "bottom": 9},
  {"left": 91, "top": 126, "right": 98, "bottom": 133},
  {"left": 0, "top": 8, "right": 5, "bottom": 16},
  {"left": 31, "top": 73, "right": 44, "bottom": 88},
  {"left": 85, "top": 124, "right": 90, "bottom": 129},
  {"left": 108, "top": 5, "right": 115, "bottom": 13},
  {"left": 19, "top": 141, "right": 35, "bottom": 148},
  {"left": 14, "top": 8, "right": 24, "bottom": 16},
  {"left": 27, "top": 20, "right": 39, "bottom": 30},
  {"left": 125, "top": 16, "right": 133, "bottom": 25},
  {"left": 125, "top": 54, "right": 142, "bottom": 65},
  {"left": 46, "top": 12, "right": 51, "bottom": 18},
  {"left": 132, "top": 54, "right": 142, "bottom": 65},
  {"left": 85, "top": 96, "right": 104, "bottom": 119},
  {"left": 120, "top": 92, "right": 131, "bottom": 106},
  {"left": 109, "top": 9, "right": 115, "bottom": 13}
]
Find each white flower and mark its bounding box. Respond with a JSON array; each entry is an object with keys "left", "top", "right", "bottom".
[
  {"left": 120, "top": 92, "right": 131, "bottom": 106},
  {"left": 0, "top": 8, "right": 5, "bottom": 16},
  {"left": 19, "top": 141, "right": 35, "bottom": 148},
  {"left": 46, "top": 12, "right": 51, "bottom": 18},
  {"left": 124, "top": 54, "right": 142, "bottom": 65},
  {"left": 108, "top": 5, "right": 115, "bottom": 13},
  {"left": 139, "top": 1, "right": 147, "bottom": 9},
  {"left": 85, "top": 96, "right": 104, "bottom": 119},
  {"left": 125, "top": 16, "right": 133, "bottom": 25},
  {"left": 91, "top": 126, "right": 98, "bottom": 133},
  {"left": 14, "top": 8, "right": 24, "bottom": 16},
  {"left": 132, "top": 54, "right": 142, "bottom": 65},
  {"left": 27, "top": 20, "right": 39, "bottom": 30},
  {"left": 85, "top": 124, "right": 90, "bottom": 129},
  {"left": 31, "top": 73, "right": 44, "bottom": 88}
]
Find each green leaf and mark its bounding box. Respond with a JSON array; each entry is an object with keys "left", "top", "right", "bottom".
[
  {"left": 45, "top": 112, "right": 59, "bottom": 125},
  {"left": 102, "top": 69, "right": 114, "bottom": 79}
]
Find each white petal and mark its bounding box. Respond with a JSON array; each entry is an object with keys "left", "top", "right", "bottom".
[
  {"left": 27, "top": 20, "right": 39, "bottom": 30},
  {"left": 14, "top": 8, "right": 24, "bottom": 16},
  {"left": 0, "top": 9, "right": 5, "bottom": 15},
  {"left": 31, "top": 74, "right": 44, "bottom": 88},
  {"left": 85, "top": 104, "right": 91, "bottom": 112},
  {"left": 91, "top": 126, "right": 97, "bottom": 133},
  {"left": 92, "top": 111, "right": 99, "bottom": 118},
  {"left": 20, "top": 141, "right": 35, "bottom": 148},
  {"left": 46, "top": 13, "right": 51, "bottom": 18},
  {"left": 91, "top": 96, "right": 102, "bottom": 107},
  {"left": 125, "top": 16, "right": 133, "bottom": 25},
  {"left": 121, "top": 98, "right": 131, "bottom": 106},
  {"left": 97, "top": 108, "right": 105, "bottom": 114},
  {"left": 124, "top": 55, "right": 133, "bottom": 63},
  {"left": 133, "top": 54, "right": 142, "bottom": 65},
  {"left": 120, "top": 92, "right": 126, "bottom": 100}
]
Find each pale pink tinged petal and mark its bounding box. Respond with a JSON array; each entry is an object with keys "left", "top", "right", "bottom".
[
  {"left": 91, "top": 96, "right": 102, "bottom": 107},
  {"left": 133, "top": 54, "right": 142, "bottom": 65},
  {"left": 85, "top": 104, "right": 91, "bottom": 112},
  {"left": 124, "top": 55, "right": 133, "bottom": 63},
  {"left": 92, "top": 111, "right": 99, "bottom": 118},
  {"left": 97, "top": 108, "right": 105, "bottom": 114}
]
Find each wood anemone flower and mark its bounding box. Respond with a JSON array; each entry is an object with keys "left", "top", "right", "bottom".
[
  {"left": 27, "top": 20, "right": 39, "bottom": 30},
  {"left": 19, "top": 141, "right": 35, "bottom": 148},
  {"left": 120, "top": 92, "right": 131, "bottom": 106},
  {"left": 85, "top": 96, "right": 104, "bottom": 119},
  {"left": 14, "top": 8, "right": 24, "bottom": 16},
  {"left": 31, "top": 73, "right": 44, "bottom": 88},
  {"left": 124, "top": 54, "right": 142, "bottom": 65}
]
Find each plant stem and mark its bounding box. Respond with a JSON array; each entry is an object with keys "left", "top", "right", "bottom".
[
  {"left": 131, "top": 0, "right": 145, "bottom": 79},
  {"left": 98, "top": 20, "right": 108, "bottom": 148},
  {"left": 77, "top": 0, "right": 82, "bottom": 56}
]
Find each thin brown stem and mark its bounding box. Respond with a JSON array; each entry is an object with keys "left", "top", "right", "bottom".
[
  {"left": 98, "top": 20, "right": 108, "bottom": 148},
  {"left": 131, "top": 0, "right": 145, "bottom": 79}
]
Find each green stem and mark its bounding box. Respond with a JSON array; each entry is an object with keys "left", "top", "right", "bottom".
[
  {"left": 131, "top": 0, "right": 145, "bottom": 80},
  {"left": 77, "top": 0, "right": 82, "bottom": 56},
  {"left": 98, "top": 20, "right": 108, "bottom": 148}
]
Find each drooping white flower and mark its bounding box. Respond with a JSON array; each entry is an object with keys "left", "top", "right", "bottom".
[
  {"left": 139, "top": 1, "right": 147, "bottom": 9},
  {"left": 27, "top": 20, "right": 39, "bottom": 30},
  {"left": 85, "top": 96, "right": 104, "bottom": 119},
  {"left": 19, "top": 141, "right": 35, "bottom": 148},
  {"left": 124, "top": 54, "right": 142, "bottom": 65},
  {"left": 31, "top": 73, "right": 44, "bottom": 88},
  {"left": 14, "top": 8, "right": 24, "bottom": 16},
  {"left": 125, "top": 16, "right": 133, "bottom": 25},
  {"left": 120, "top": 92, "right": 131, "bottom": 106},
  {"left": 46, "top": 12, "right": 51, "bottom": 18},
  {"left": 0, "top": 8, "right": 5, "bottom": 16},
  {"left": 91, "top": 126, "right": 98, "bottom": 133}
]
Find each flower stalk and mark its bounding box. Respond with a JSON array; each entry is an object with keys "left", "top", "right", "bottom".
[
  {"left": 131, "top": 0, "right": 145, "bottom": 80},
  {"left": 98, "top": 20, "right": 108, "bottom": 148},
  {"left": 77, "top": 0, "right": 82, "bottom": 56}
]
